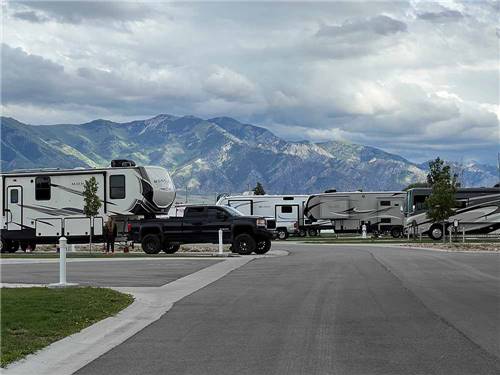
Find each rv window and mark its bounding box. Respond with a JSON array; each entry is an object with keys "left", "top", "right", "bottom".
[
  {"left": 380, "top": 218, "right": 391, "bottom": 223},
  {"left": 10, "top": 190, "right": 18, "bottom": 204},
  {"left": 414, "top": 195, "right": 427, "bottom": 211},
  {"left": 35, "top": 176, "right": 51, "bottom": 200},
  {"left": 281, "top": 206, "right": 293, "bottom": 213},
  {"left": 283, "top": 197, "right": 294, "bottom": 201},
  {"left": 110, "top": 175, "right": 125, "bottom": 199},
  {"left": 380, "top": 201, "right": 391, "bottom": 206}
]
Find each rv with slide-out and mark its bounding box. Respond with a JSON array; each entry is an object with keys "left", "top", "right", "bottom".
[
  {"left": 0, "top": 160, "right": 176, "bottom": 252},
  {"left": 304, "top": 191, "right": 406, "bottom": 237}
]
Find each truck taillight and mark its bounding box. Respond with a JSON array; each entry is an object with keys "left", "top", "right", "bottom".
[{"left": 127, "top": 223, "right": 132, "bottom": 232}]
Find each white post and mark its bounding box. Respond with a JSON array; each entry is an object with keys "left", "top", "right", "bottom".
[
  {"left": 218, "top": 229, "right": 224, "bottom": 255},
  {"left": 49, "top": 237, "right": 78, "bottom": 288},
  {"left": 462, "top": 227, "right": 465, "bottom": 243},
  {"left": 361, "top": 224, "right": 367, "bottom": 239},
  {"left": 59, "top": 237, "right": 67, "bottom": 284}
]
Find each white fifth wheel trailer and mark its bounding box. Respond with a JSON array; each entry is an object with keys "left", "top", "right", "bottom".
[
  {"left": 404, "top": 187, "right": 500, "bottom": 240},
  {"left": 304, "top": 191, "right": 406, "bottom": 237},
  {"left": 216, "top": 194, "right": 332, "bottom": 239},
  {"left": 0, "top": 160, "right": 176, "bottom": 252}
]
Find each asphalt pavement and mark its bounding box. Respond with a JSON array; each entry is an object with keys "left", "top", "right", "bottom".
[
  {"left": 0, "top": 258, "right": 222, "bottom": 287},
  {"left": 75, "top": 244, "right": 500, "bottom": 375}
]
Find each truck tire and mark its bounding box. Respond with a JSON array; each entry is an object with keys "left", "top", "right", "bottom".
[
  {"left": 233, "top": 234, "right": 256, "bottom": 255},
  {"left": 277, "top": 229, "right": 288, "bottom": 240},
  {"left": 141, "top": 234, "right": 162, "bottom": 254},
  {"left": 308, "top": 228, "right": 318, "bottom": 237},
  {"left": 1, "top": 239, "right": 10, "bottom": 253},
  {"left": 20, "top": 241, "right": 29, "bottom": 252},
  {"left": 8, "top": 241, "right": 19, "bottom": 253},
  {"left": 390, "top": 227, "right": 402, "bottom": 238},
  {"left": 428, "top": 224, "right": 444, "bottom": 241},
  {"left": 255, "top": 239, "right": 271, "bottom": 254},
  {"left": 163, "top": 243, "right": 180, "bottom": 254},
  {"left": 298, "top": 229, "right": 307, "bottom": 237}
]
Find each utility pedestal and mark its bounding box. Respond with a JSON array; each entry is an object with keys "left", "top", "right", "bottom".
[{"left": 49, "top": 237, "right": 79, "bottom": 288}]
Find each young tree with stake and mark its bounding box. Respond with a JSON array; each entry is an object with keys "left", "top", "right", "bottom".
[
  {"left": 425, "top": 158, "right": 458, "bottom": 242},
  {"left": 83, "top": 177, "right": 102, "bottom": 252}
]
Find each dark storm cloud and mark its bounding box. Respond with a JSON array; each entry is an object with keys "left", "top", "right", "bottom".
[
  {"left": 317, "top": 15, "right": 407, "bottom": 38},
  {"left": 1, "top": 44, "right": 67, "bottom": 104},
  {"left": 417, "top": 9, "right": 464, "bottom": 23},
  {"left": 17, "top": 1, "right": 156, "bottom": 24}
]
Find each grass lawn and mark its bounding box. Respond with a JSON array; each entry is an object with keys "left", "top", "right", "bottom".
[{"left": 0, "top": 287, "right": 133, "bottom": 367}]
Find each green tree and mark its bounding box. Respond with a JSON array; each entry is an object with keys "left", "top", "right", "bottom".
[
  {"left": 253, "top": 182, "right": 266, "bottom": 195},
  {"left": 83, "top": 177, "right": 102, "bottom": 252},
  {"left": 425, "top": 158, "right": 457, "bottom": 242}
]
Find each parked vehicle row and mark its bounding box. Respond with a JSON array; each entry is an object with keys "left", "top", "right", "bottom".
[
  {"left": 217, "top": 191, "right": 406, "bottom": 239},
  {"left": 2, "top": 159, "right": 499, "bottom": 253}
]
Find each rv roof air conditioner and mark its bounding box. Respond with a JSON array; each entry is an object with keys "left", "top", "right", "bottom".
[{"left": 111, "top": 159, "right": 136, "bottom": 168}]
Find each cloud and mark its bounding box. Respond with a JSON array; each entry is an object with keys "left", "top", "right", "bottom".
[
  {"left": 417, "top": 9, "right": 464, "bottom": 23},
  {"left": 14, "top": 1, "right": 158, "bottom": 24},
  {"left": 12, "top": 10, "right": 48, "bottom": 23},
  {"left": 203, "top": 66, "right": 258, "bottom": 102},
  {"left": 1, "top": 1, "right": 498, "bottom": 164},
  {"left": 317, "top": 15, "right": 407, "bottom": 38}
]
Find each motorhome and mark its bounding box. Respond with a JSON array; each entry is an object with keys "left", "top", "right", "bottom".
[
  {"left": 404, "top": 187, "right": 500, "bottom": 240},
  {"left": 304, "top": 191, "right": 406, "bottom": 237},
  {"left": 216, "top": 194, "right": 330, "bottom": 239},
  {"left": 0, "top": 160, "right": 176, "bottom": 252}
]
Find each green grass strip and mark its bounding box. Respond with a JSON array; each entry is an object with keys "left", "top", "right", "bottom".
[{"left": 1, "top": 287, "right": 133, "bottom": 367}]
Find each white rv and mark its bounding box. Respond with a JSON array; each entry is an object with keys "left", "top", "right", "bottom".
[
  {"left": 404, "top": 187, "right": 500, "bottom": 240},
  {"left": 1, "top": 160, "right": 176, "bottom": 252},
  {"left": 216, "top": 194, "right": 331, "bottom": 239},
  {"left": 304, "top": 191, "right": 406, "bottom": 237}
]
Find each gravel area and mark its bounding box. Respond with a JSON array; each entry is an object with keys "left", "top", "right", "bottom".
[{"left": 405, "top": 242, "right": 500, "bottom": 252}]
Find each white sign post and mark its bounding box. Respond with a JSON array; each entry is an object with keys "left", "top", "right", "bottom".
[
  {"left": 49, "top": 237, "right": 78, "bottom": 288},
  {"left": 218, "top": 229, "right": 224, "bottom": 256}
]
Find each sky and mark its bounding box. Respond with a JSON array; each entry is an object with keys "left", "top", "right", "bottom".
[{"left": 1, "top": 0, "right": 499, "bottom": 165}]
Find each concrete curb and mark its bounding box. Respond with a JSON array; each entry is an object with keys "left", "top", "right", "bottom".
[
  {"left": 282, "top": 242, "right": 500, "bottom": 253},
  {"left": 3, "top": 250, "right": 287, "bottom": 375}
]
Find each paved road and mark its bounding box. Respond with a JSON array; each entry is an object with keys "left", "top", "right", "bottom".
[
  {"left": 75, "top": 244, "right": 500, "bottom": 375},
  {"left": 0, "top": 259, "right": 221, "bottom": 287}
]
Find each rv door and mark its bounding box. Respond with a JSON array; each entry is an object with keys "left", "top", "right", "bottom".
[{"left": 6, "top": 186, "right": 22, "bottom": 231}]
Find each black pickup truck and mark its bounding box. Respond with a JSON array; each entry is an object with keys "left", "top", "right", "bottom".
[{"left": 127, "top": 205, "right": 276, "bottom": 255}]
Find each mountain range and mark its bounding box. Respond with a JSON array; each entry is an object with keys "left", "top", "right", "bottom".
[{"left": 1, "top": 115, "right": 498, "bottom": 194}]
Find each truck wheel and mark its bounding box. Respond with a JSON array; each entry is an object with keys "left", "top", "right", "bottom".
[
  {"left": 8, "top": 241, "right": 19, "bottom": 253},
  {"left": 428, "top": 224, "right": 443, "bottom": 241},
  {"left": 142, "top": 234, "right": 162, "bottom": 254},
  {"left": 233, "top": 234, "right": 256, "bottom": 255},
  {"left": 29, "top": 242, "right": 37, "bottom": 252},
  {"left": 255, "top": 239, "right": 271, "bottom": 254},
  {"left": 20, "top": 241, "right": 29, "bottom": 252},
  {"left": 277, "top": 229, "right": 288, "bottom": 240},
  {"left": 163, "top": 243, "right": 180, "bottom": 254},
  {"left": 298, "top": 229, "right": 307, "bottom": 237},
  {"left": 1, "top": 239, "right": 11, "bottom": 253},
  {"left": 308, "top": 228, "right": 318, "bottom": 237},
  {"left": 391, "top": 227, "right": 402, "bottom": 238}
]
